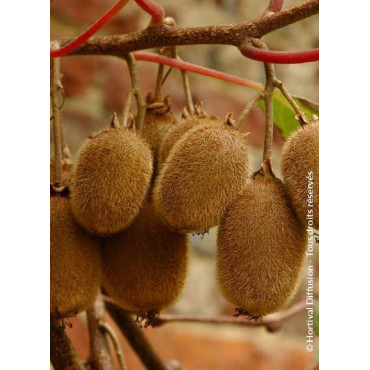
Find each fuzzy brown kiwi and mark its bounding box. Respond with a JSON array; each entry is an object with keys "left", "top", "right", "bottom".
[
  {"left": 281, "top": 121, "right": 319, "bottom": 229},
  {"left": 140, "top": 95, "right": 177, "bottom": 171},
  {"left": 216, "top": 159, "right": 306, "bottom": 318},
  {"left": 157, "top": 114, "right": 222, "bottom": 169},
  {"left": 50, "top": 195, "right": 101, "bottom": 319},
  {"left": 102, "top": 200, "right": 189, "bottom": 319},
  {"left": 153, "top": 116, "right": 250, "bottom": 233},
  {"left": 70, "top": 125, "right": 153, "bottom": 235}
]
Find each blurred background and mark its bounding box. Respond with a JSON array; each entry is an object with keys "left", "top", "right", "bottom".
[{"left": 51, "top": 0, "right": 319, "bottom": 368}]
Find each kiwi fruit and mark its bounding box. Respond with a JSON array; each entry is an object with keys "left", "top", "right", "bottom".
[
  {"left": 216, "top": 159, "right": 306, "bottom": 318},
  {"left": 153, "top": 115, "right": 250, "bottom": 233},
  {"left": 50, "top": 195, "right": 101, "bottom": 319},
  {"left": 140, "top": 95, "right": 177, "bottom": 171},
  {"left": 102, "top": 200, "right": 189, "bottom": 320},
  {"left": 70, "top": 125, "right": 153, "bottom": 235},
  {"left": 281, "top": 121, "right": 319, "bottom": 229},
  {"left": 157, "top": 104, "right": 220, "bottom": 168}
]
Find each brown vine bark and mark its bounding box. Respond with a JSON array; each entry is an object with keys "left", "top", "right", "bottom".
[
  {"left": 106, "top": 302, "right": 167, "bottom": 370},
  {"left": 50, "top": 321, "right": 84, "bottom": 370},
  {"left": 51, "top": 0, "right": 319, "bottom": 57}
]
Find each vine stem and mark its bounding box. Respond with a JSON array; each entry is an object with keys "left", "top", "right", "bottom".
[
  {"left": 135, "top": 0, "right": 165, "bottom": 25},
  {"left": 106, "top": 302, "right": 168, "bottom": 370},
  {"left": 51, "top": 0, "right": 319, "bottom": 57},
  {"left": 240, "top": 47, "right": 319, "bottom": 64},
  {"left": 123, "top": 53, "right": 146, "bottom": 131},
  {"left": 99, "top": 322, "right": 128, "bottom": 370},
  {"left": 50, "top": 0, "right": 130, "bottom": 58},
  {"left": 50, "top": 321, "right": 84, "bottom": 370},
  {"left": 265, "top": 0, "right": 285, "bottom": 13},
  {"left": 50, "top": 58, "right": 63, "bottom": 189},
  {"left": 86, "top": 295, "right": 114, "bottom": 370},
  {"left": 133, "top": 52, "right": 264, "bottom": 90}
]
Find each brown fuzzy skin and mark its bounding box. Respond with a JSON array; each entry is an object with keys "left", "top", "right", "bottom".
[
  {"left": 216, "top": 175, "right": 306, "bottom": 317},
  {"left": 50, "top": 196, "right": 101, "bottom": 318},
  {"left": 102, "top": 201, "right": 189, "bottom": 313},
  {"left": 157, "top": 115, "right": 221, "bottom": 169},
  {"left": 153, "top": 123, "right": 250, "bottom": 233},
  {"left": 70, "top": 127, "right": 153, "bottom": 235},
  {"left": 140, "top": 110, "right": 177, "bottom": 170},
  {"left": 281, "top": 122, "right": 319, "bottom": 229}
]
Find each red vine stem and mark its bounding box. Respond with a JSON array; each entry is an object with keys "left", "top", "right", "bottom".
[
  {"left": 50, "top": 0, "right": 130, "bottom": 58},
  {"left": 241, "top": 47, "right": 319, "bottom": 64},
  {"left": 133, "top": 51, "right": 264, "bottom": 90},
  {"left": 266, "top": 0, "right": 284, "bottom": 13},
  {"left": 134, "top": 0, "right": 165, "bottom": 25}
]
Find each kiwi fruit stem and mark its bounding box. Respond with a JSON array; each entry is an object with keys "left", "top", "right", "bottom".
[
  {"left": 234, "top": 92, "right": 264, "bottom": 129},
  {"left": 51, "top": 58, "right": 64, "bottom": 189},
  {"left": 122, "top": 90, "right": 134, "bottom": 127},
  {"left": 252, "top": 157, "right": 275, "bottom": 181},
  {"left": 124, "top": 53, "right": 145, "bottom": 131},
  {"left": 273, "top": 79, "right": 309, "bottom": 127}
]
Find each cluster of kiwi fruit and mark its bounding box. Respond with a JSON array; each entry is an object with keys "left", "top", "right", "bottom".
[{"left": 51, "top": 65, "right": 319, "bottom": 326}]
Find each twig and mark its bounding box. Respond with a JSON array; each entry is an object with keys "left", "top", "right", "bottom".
[
  {"left": 50, "top": 321, "right": 84, "bottom": 370},
  {"left": 274, "top": 78, "right": 308, "bottom": 125},
  {"left": 50, "top": 57, "right": 63, "bottom": 189},
  {"left": 99, "top": 322, "right": 128, "bottom": 370},
  {"left": 240, "top": 47, "right": 319, "bottom": 64},
  {"left": 104, "top": 295, "right": 306, "bottom": 332},
  {"left": 153, "top": 299, "right": 306, "bottom": 331},
  {"left": 50, "top": 0, "right": 130, "bottom": 58},
  {"left": 106, "top": 301, "right": 168, "bottom": 370},
  {"left": 52, "top": 0, "right": 319, "bottom": 57},
  {"left": 234, "top": 92, "right": 264, "bottom": 129},
  {"left": 86, "top": 296, "right": 114, "bottom": 370},
  {"left": 135, "top": 0, "right": 165, "bottom": 25},
  {"left": 134, "top": 52, "right": 264, "bottom": 90},
  {"left": 124, "top": 53, "right": 146, "bottom": 131}
]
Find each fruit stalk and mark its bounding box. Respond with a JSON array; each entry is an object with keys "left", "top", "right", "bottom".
[
  {"left": 124, "top": 53, "right": 146, "bottom": 131},
  {"left": 106, "top": 302, "right": 167, "bottom": 370},
  {"left": 122, "top": 90, "right": 134, "bottom": 127},
  {"left": 251, "top": 39, "right": 276, "bottom": 161},
  {"left": 234, "top": 91, "right": 264, "bottom": 129},
  {"left": 50, "top": 58, "right": 63, "bottom": 189},
  {"left": 274, "top": 78, "right": 308, "bottom": 125}
]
